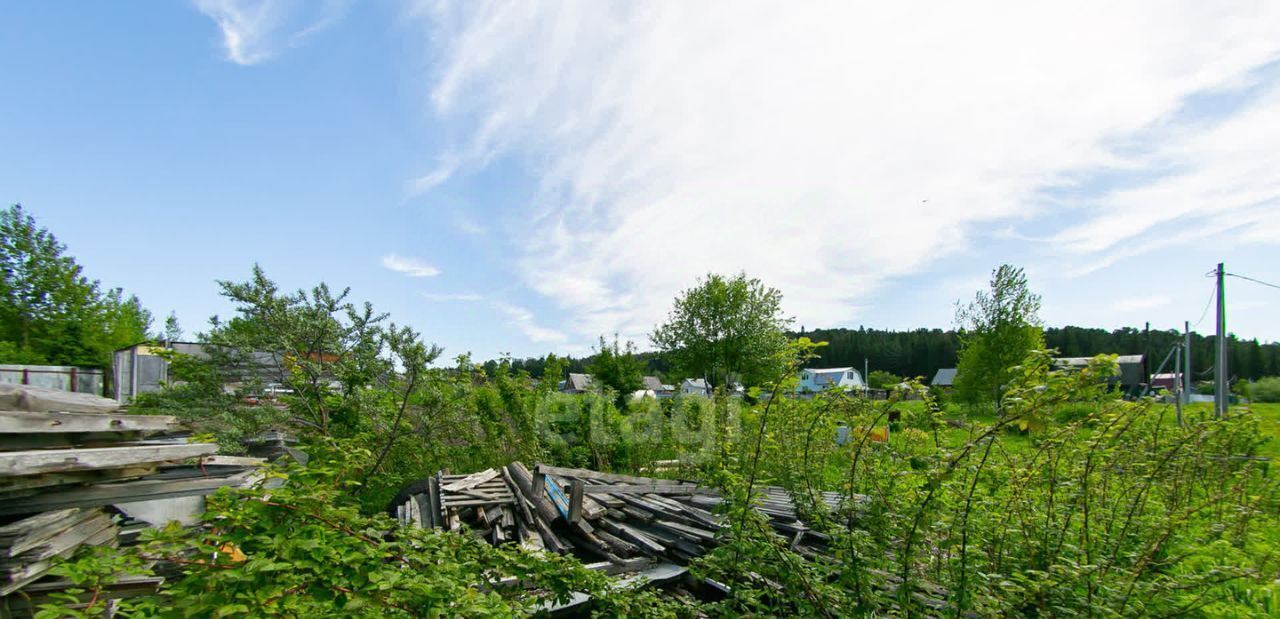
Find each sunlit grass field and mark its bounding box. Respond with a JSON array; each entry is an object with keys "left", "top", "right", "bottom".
[{"left": 876, "top": 399, "right": 1280, "bottom": 458}]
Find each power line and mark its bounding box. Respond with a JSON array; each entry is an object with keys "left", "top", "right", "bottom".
[
  {"left": 1191, "top": 281, "right": 1216, "bottom": 329},
  {"left": 1226, "top": 272, "right": 1280, "bottom": 291}
]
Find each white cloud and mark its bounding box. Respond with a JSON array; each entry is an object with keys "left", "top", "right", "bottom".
[
  {"left": 1111, "top": 295, "right": 1173, "bottom": 313},
  {"left": 417, "top": 290, "right": 567, "bottom": 342},
  {"left": 1050, "top": 81, "right": 1280, "bottom": 266},
  {"left": 421, "top": 291, "right": 483, "bottom": 302},
  {"left": 381, "top": 254, "right": 441, "bottom": 277},
  {"left": 194, "top": 0, "right": 350, "bottom": 65},
  {"left": 492, "top": 302, "right": 567, "bottom": 343},
  {"left": 415, "top": 1, "right": 1280, "bottom": 344}
]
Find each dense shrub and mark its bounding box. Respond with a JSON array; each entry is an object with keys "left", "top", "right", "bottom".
[
  {"left": 697, "top": 350, "right": 1280, "bottom": 617},
  {"left": 1249, "top": 376, "right": 1280, "bottom": 403}
]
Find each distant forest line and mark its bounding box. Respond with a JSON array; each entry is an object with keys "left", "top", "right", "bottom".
[{"left": 499, "top": 326, "right": 1280, "bottom": 383}]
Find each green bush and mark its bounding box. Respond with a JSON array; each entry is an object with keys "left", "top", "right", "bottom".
[{"left": 1248, "top": 376, "right": 1280, "bottom": 403}]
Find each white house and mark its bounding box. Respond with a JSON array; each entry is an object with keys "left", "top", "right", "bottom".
[
  {"left": 680, "top": 378, "right": 711, "bottom": 397},
  {"left": 798, "top": 367, "right": 865, "bottom": 393}
]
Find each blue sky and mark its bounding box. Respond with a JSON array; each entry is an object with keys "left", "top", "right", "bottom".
[{"left": 3, "top": 2, "right": 1279, "bottom": 362}]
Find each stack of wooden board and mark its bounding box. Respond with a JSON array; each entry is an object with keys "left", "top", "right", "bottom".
[
  {"left": 391, "top": 461, "right": 836, "bottom": 567},
  {"left": 0, "top": 385, "right": 258, "bottom": 608},
  {"left": 392, "top": 462, "right": 951, "bottom": 615},
  {"left": 0, "top": 509, "right": 117, "bottom": 595}
]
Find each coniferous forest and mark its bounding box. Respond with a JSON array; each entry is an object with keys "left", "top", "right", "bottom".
[{"left": 504, "top": 326, "right": 1280, "bottom": 383}]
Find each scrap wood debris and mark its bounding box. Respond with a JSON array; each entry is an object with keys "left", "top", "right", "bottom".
[
  {"left": 390, "top": 462, "right": 948, "bottom": 615},
  {"left": 0, "top": 385, "right": 262, "bottom": 615}
]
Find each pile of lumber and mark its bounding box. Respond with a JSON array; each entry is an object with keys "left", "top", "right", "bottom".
[
  {"left": 0, "top": 385, "right": 259, "bottom": 609},
  {"left": 393, "top": 462, "right": 951, "bottom": 615},
  {"left": 391, "top": 462, "right": 839, "bottom": 569}
]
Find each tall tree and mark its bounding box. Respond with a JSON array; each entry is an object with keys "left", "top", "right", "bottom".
[
  {"left": 587, "top": 335, "right": 646, "bottom": 406},
  {"left": 0, "top": 204, "right": 151, "bottom": 367},
  {"left": 953, "top": 264, "right": 1045, "bottom": 404},
  {"left": 161, "top": 311, "right": 184, "bottom": 342},
  {"left": 205, "top": 265, "right": 443, "bottom": 436},
  {"left": 651, "top": 272, "right": 792, "bottom": 388}
]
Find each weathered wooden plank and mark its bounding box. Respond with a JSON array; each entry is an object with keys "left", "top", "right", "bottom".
[
  {"left": 648, "top": 519, "right": 717, "bottom": 543},
  {"left": 0, "top": 575, "right": 165, "bottom": 613},
  {"left": 579, "top": 483, "right": 716, "bottom": 496},
  {"left": 0, "top": 509, "right": 100, "bottom": 558},
  {"left": 196, "top": 455, "right": 265, "bottom": 467},
  {"left": 440, "top": 498, "right": 515, "bottom": 508},
  {"left": 0, "top": 432, "right": 153, "bottom": 451},
  {"left": 534, "top": 464, "right": 678, "bottom": 486},
  {"left": 592, "top": 529, "right": 639, "bottom": 556},
  {"left": 544, "top": 475, "right": 570, "bottom": 519},
  {"left": 440, "top": 468, "right": 499, "bottom": 492},
  {"left": 450, "top": 487, "right": 511, "bottom": 501},
  {"left": 2, "top": 513, "right": 113, "bottom": 568},
  {"left": 599, "top": 518, "right": 665, "bottom": 554},
  {"left": 412, "top": 493, "right": 432, "bottom": 529},
  {"left": 0, "top": 443, "right": 217, "bottom": 477},
  {"left": 0, "top": 509, "right": 83, "bottom": 539},
  {"left": 408, "top": 494, "right": 422, "bottom": 527},
  {"left": 481, "top": 505, "right": 504, "bottom": 526},
  {"left": 0, "top": 410, "right": 180, "bottom": 435},
  {"left": 501, "top": 467, "right": 536, "bottom": 525},
  {"left": 427, "top": 476, "right": 442, "bottom": 529},
  {"left": 568, "top": 481, "right": 584, "bottom": 523},
  {"left": 0, "top": 523, "right": 116, "bottom": 596},
  {"left": 515, "top": 518, "right": 543, "bottom": 551},
  {"left": 0, "top": 470, "right": 252, "bottom": 516},
  {"left": 506, "top": 463, "right": 572, "bottom": 554}
]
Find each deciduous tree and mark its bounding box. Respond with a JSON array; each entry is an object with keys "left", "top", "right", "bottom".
[
  {"left": 651, "top": 272, "right": 791, "bottom": 388},
  {"left": 0, "top": 204, "right": 151, "bottom": 367},
  {"left": 587, "top": 335, "right": 646, "bottom": 406},
  {"left": 953, "top": 264, "right": 1044, "bottom": 405}
]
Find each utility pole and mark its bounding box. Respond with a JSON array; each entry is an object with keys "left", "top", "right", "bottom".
[
  {"left": 1174, "top": 340, "right": 1183, "bottom": 426},
  {"left": 1183, "top": 320, "right": 1192, "bottom": 406},
  {"left": 1144, "top": 321, "right": 1151, "bottom": 386},
  {"left": 1215, "top": 262, "right": 1228, "bottom": 419}
]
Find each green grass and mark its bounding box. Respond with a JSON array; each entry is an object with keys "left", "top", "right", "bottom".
[
  {"left": 818, "top": 399, "right": 1280, "bottom": 487},
  {"left": 894, "top": 399, "right": 1280, "bottom": 457},
  {"left": 1236, "top": 401, "right": 1280, "bottom": 458}
]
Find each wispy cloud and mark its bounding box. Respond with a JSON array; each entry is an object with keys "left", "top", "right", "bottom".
[
  {"left": 414, "top": 2, "right": 1280, "bottom": 343},
  {"left": 194, "top": 0, "right": 350, "bottom": 65},
  {"left": 492, "top": 302, "right": 566, "bottom": 343},
  {"left": 1050, "top": 80, "right": 1280, "bottom": 264},
  {"left": 381, "top": 254, "right": 441, "bottom": 277},
  {"left": 421, "top": 291, "right": 483, "bottom": 302},
  {"left": 418, "top": 290, "right": 566, "bottom": 343}
]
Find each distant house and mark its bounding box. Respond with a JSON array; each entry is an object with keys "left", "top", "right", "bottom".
[
  {"left": 642, "top": 376, "right": 675, "bottom": 399},
  {"left": 1150, "top": 373, "right": 1181, "bottom": 392},
  {"left": 798, "top": 367, "right": 866, "bottom": 394},
  {"left": 559, "top": 373, "right": 594, "bottom": 394},
  {"left": 680, "top": 378, "right": 711, "bottom": 397},
  {"left": 1054, "top": 355, "right": 1145, "bottom": 391},
  {"left": 931, "top": 368, "right": 957, "bottom": 388},
  {"left": 113, "top": 341, "right": 287, "bottom": 404}
]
